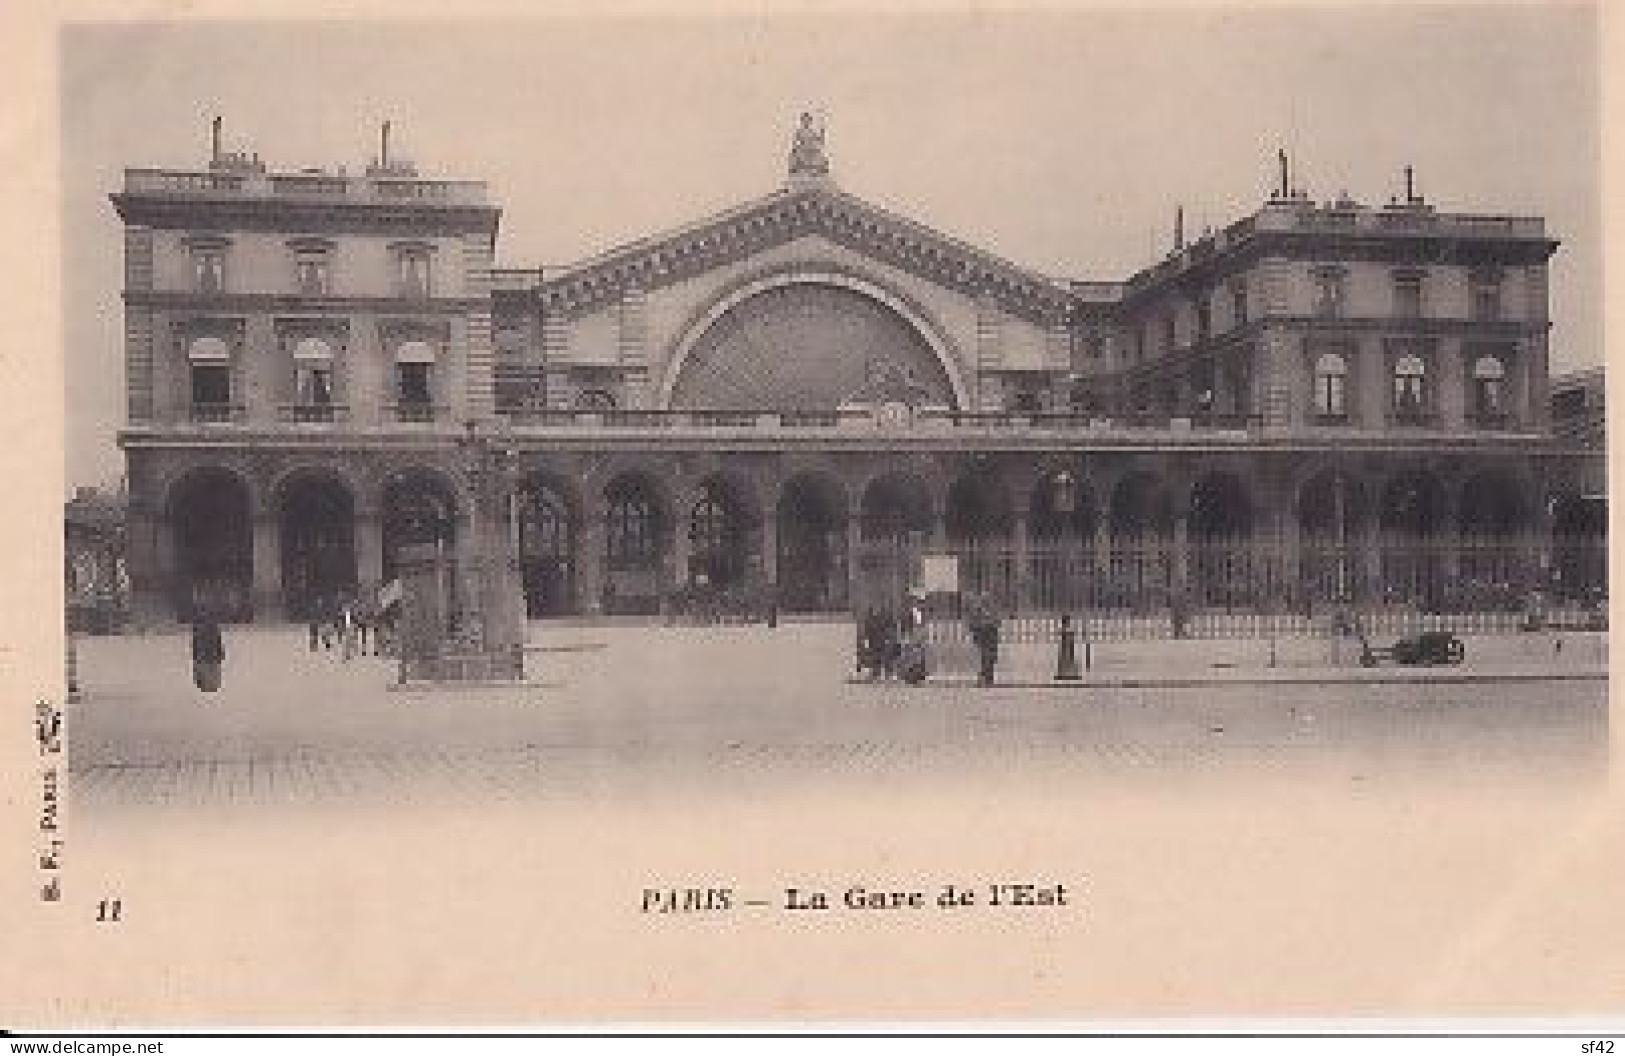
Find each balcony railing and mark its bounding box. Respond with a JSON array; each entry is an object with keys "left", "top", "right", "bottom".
[
  {"left": 189, "top": 402, "right": 245, "bottom": 424},
  {"left": 278, "top": 403, "right": 351, "bottom": 424},
  {"left": 388, "top": 403, "right": 444, "bottom": 424}
]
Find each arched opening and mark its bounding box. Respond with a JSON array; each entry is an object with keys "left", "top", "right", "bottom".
[
  {"left": 1552, "top": 493, "right": 1607, "bottom": 603},
  {"left": 1378, "top": 470, "right": 1446, "bottom": 606},
  {"left": 945, "top": 467, "right": 1016, "bottom": 608},
  {"left": 688, "top": 476, "right": 756, "bottom": 593},
  {"left": 776, "top": 474, "right": 847, "bottom": 613},
  {"left": 1189, "top": 472, "right": 1255, "bottom": 608},
  {"left": 167, "top": 467, "right": 253, "bottom": 621},
  {"left": 1107, "top": 472, "right": 1172, "bottom": 611},
  {"left": 1296, "top": 470, "right": 1367, "bottom": 604},
  {"left": 1029, "top": 469, "right": 1097, "bottom": 611},
  {"left": 1457, "top": 470, "right": 1529, "bottom": 606},
  {"left": 277, "top": 472, "right": 356, "bottom": 620},
  {"left": 516, "top": 476, "right": 575, "bottom": 618},
  {"left": 382, "top": 471, "right": 458, "bottom": 583},
  {"left": 603, "top": 472, "right": 666, "bottom": 616},
  {"left": 855, "top": 472, "right": 934, "bottom": 611}
]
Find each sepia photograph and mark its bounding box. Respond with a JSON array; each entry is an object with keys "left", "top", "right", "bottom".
[{"left": 7, "top": 0, "right": 1618, "bottom": 1032}]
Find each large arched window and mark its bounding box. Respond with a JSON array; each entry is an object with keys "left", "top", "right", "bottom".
[
  {"left": 1471, "top": 355, "right": 1507, "bottom": 420},
  {"left": 1313, "top": 352, "right": 1348, "bottom": 418},
  {"left": 1392, "top": 354, "right": 1428, "bottom": 419}
]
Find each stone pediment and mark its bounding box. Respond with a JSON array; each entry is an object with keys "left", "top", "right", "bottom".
[{"left": 537, "top": 185, "right": 1073, "bottom": 325}]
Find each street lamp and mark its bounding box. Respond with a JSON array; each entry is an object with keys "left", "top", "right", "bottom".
[{"left": 1050, "top": 467, "right": 1083, "bottom": 680}]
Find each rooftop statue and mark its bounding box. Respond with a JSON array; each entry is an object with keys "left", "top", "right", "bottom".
[{"left": 788, "top": 111, "right": 830, "bottom": 178}]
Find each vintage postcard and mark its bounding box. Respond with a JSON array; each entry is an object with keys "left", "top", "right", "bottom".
[{"left": 2, "top": 0, "right": 1620, "bottom": 1033}]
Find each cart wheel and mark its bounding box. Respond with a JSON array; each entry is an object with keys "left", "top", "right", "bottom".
[
  {"left": 1360, "top": 650, "right": 1378, "bottom": 668},
  {"left": 1447, "top": 638, "right": 1465, "bottom": 664}
]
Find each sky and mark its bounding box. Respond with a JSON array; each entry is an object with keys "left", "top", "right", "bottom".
[{"left": 59, "top": 7, "right": 1602, "bottom": 492}]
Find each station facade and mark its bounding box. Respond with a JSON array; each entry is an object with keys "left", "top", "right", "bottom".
[{"left": 112, "top": 119, "right": 1603, "bottom": 623}]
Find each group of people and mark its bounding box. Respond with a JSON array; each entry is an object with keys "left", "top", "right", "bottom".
[
  {"left": 856, "top": 589, "right": 1004, "bottom": 687},
  {"left": 306, "top": 590, "right": 394, "bottom": 660}
]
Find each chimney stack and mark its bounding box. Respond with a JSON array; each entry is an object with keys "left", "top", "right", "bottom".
[
  {"left": 1174, "top": 204, "right": 1185, "bottom": 251},
  {"left": 210, "top": 115, "right": 222, "bottom": 166},
  {"left": 381, "top": 120, "right": 392, "bottom": 168}
]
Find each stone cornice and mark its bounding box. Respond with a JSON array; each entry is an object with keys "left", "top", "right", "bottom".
[
  {"left": 111, "top": 192, "right": 500, "bottom": 238},
  {"left": 534, "top": 186, "right": 1074, "bottom": 326},
  {"left": 123, "top": 291, "right": 485, "bottom": 314}
]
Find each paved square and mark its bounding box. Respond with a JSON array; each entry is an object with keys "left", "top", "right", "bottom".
[{"left": 68, "top": 622, "right": 1607, "bottom": 811}]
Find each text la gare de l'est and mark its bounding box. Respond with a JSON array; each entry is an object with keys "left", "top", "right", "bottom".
[{"left": 642, "top": 882, "right": 1069, "bottom": 914}]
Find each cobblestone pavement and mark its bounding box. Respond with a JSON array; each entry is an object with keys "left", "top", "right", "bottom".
[{"left": 68, "top": 623, "right": 1607, "bottom": 812}]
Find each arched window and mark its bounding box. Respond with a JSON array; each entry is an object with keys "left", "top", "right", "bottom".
[
  {"left": 520, "top": 491, "right": 570, "bottom": 560},
  {"left": 606, "top": 488, "right": 658, "bottom": 567},
  {"left": 1472, "top": 355, "right": 1507, "bottom": 420},
  {"left": 1392, "top": 354, "right": 1428, "bottom": 419},
  {"left": 1314, "top": 352, "right": 1348, "bottom": 418}
]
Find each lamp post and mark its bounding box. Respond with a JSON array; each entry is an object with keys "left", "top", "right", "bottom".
[{"left": 1051, "top": 468, "right": 1084, "bottom": 680}]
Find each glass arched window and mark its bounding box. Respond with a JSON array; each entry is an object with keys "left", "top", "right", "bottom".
[
  {"left": 1392, "top": 354, "right": 1428, "bottom": 419},
  {"left": 1314, "top": 352, "right": 1348, "bottom": 418},
  {"left": 1472, "top": 355, "right": 1507, "bottom": 419},
  {"left": 520, "top": 491, "right": 570, "bottom": 560},
  {"left": 606, "top": 488, "right": 658, "bottom": 567}
]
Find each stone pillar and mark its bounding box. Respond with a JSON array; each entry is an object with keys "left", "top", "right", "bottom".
[
  {"left": 668, "top": 488, "right": 694, "bottom": 613},
  {"left": 1361, "top": 520, "right": 1384, "bottom": 606},
  {"left": 846, "top": 514, "right": 863, "bottom": 613},
  {"left": 759, "top": 512, "right": 779, "bottom": 593},
  {"left": 579, "top": 513, "right": 605, "bottom": 617},
  {"left": 356, "top": 507, "right": 384, "bottom": 592},
  {"left": 1012, "top": 508, "right": 1031, "bottom": 612},
  {"left": 1171, "top": 507, "right": 1192, "bottom": 631},
  {"left": 251, "top": 511, "right": 281, "bottom": 622},
  {"left": 124, "top": 507, "right": 166, "bottom": 624},
  {"left": 1091, "top": 517, "right": 1111, "bottom": 606}
]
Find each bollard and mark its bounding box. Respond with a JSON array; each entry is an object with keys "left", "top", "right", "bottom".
[{"left": 1055, "top": 613, "right": 1082, "bottom": 681}]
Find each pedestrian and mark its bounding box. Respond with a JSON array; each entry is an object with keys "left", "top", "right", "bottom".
[
  {"left": 339, "top": 595, "right": 358, "bottom": 661},
  {"left": 306, "top": 598, "right": 323, "bottom": 652},
  {"left": 897, "top": 589, "right": 929, "bottom": 685},
  {"left": 965, "top": 590, "right": 1001, "bottom": 687},
  {"left": 191, "top": 613, "right": 225, "bottom": 693}
]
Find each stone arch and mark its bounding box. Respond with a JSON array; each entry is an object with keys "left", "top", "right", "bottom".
[
  {"left": 657, "top": 266, "right": 972, "bottom": 411},
  {"left": 381, "top": 465, "right": 461, "bottom": 582},
  {"left": 776, "top": 471, "right": 849, "bottom": 613},
  {"left": 688, "top": 471, "right": 762, "bottom": 591},
  {"left": 516, "top": 469, "right": 581, "bottom": 618},
  {"left": 164, "top": 464, "right": 255, "bottom": 621},
  {"left": 273, "top": 466, "right": 359, "bottom": 619},
  {"left": 601, "top": 468, "right": 669, "bottom": 616}
]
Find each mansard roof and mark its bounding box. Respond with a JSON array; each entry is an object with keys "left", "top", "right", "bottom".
[{"left": 534, "top": 184, "right": 1076, "bottom": 325}]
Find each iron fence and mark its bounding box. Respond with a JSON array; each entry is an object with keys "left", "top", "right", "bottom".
[{"left": 891, "top": 538, "right": 1606, "bottom": 647}]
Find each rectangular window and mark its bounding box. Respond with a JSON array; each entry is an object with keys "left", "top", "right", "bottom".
[
  {"left": 295, "top": 255, "right": 331, "bottom": 296},
  {"left": 1231, "top": 282, "right": 1248, "bottom": 327},
  {"left": 1163, "top": 314, "right": 1177, "bottom": 352},
  {"left": 1312, "top": 269, "right": 1345, "bottom": 319},
  {"left": 1393, "top": 275, "right": 1424, "bottom": 319},
  {"left": 192, "top": 249, "right": 226, "bottom": 294},
  {"left": 1195, "top": 298, "right": 1211, "bottom": 341},
  {"left": 190, "top": 363, "right": 232, "bottom": 421},
  {"left": 399, "top": 362, "right": 433, "bottom": 407},
  {"left": 396, "top": 250, "right": 431, "bottom": 298},
  {"left": 1472, "top": 282, "right": 1502, "bottom": 322}
]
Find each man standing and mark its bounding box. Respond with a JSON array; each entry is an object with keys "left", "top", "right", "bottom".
[
  {"left": 191, "top": 614, "right": 225, "bottom": 693},
  {"left": 965, "top": 590, "right": 1001, "bottom": 687}
]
